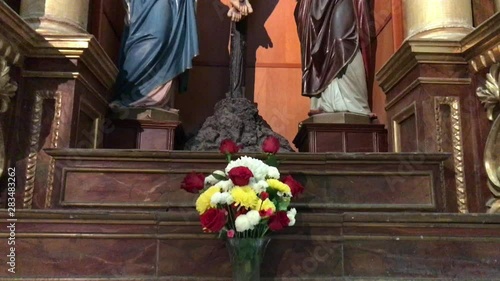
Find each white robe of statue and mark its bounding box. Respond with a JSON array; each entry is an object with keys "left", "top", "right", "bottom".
[{"left": 310, "top": 50, "right": 371, "bottom": 115}]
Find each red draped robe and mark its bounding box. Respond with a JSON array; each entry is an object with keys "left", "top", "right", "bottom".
[{"left": 294, "top": 0, "right": 375, "bottom": 97}]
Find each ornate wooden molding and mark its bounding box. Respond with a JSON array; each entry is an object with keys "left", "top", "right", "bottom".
[
  {"left": 376, "top": 40, "right": 465, "bottom": 93},
  {"left": 23, "top": 91, "right": 62, "bottom": 209},
  {"left": 0, "top": 2, "right": 117, "bottom": 90},
  {"left": 462, "top": 13, "right": 500, "bottom": 73},
  {"left": 476, "top": 64, "right": 500, "bottom": 213},
  {"left": 0, "top": 55, "right": 18, "bottom": 178},
  {"left": 434, "top": 96, "right": 468, "bottom": 213},
  {"left": 377, "top": 13, "right": 500, "bottom": 92}
]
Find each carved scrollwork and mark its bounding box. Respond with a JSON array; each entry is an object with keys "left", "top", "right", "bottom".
[
  {"left": 0, "top": 56, "right": 18, "bottom": 178},
  {"left": 476, "top": 63, "right": 500, "bottom": 213},
  {"left": 0, "top": 57, "right": 18, "bottom": 113},
  {"left": 477, "top": 64, "right": 500, "bottom": 121}
]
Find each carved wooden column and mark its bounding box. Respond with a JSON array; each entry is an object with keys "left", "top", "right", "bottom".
[
  {"left": 376, "top": 3, "right": 493, "bottom": 213},
  {"left": 1, "top": 2, "right": 117, "bottom": 209},
  {"left": 20, "top": 0, "right": 90, "bottom": 34},
  {"left": 403, "top": 0, "right": 473, "bottom": 40}
]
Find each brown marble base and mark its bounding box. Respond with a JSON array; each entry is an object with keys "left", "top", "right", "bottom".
[
  {"left": 293, "top": 123, "right": 388, "bottom": 153},
  {"left": 37, "top": 149, "right": 452, "bottom": 212},
  {"left": 103, "top": 119, "right": 182, "bottom": 150},
  {"left": 0, "top": 210, "right": 498, "bottom": 280}
]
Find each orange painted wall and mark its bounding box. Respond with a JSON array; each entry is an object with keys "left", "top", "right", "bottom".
[{"left": 371, "top": 0, "right": 396, "bottom": 126}]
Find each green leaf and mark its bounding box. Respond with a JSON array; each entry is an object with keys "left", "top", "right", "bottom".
[
  {"left": 265, "top": 155, "right": 280, "bottom": 167},
  {"left": 212, "top": 173, "right": 227, "bottom": 181}
]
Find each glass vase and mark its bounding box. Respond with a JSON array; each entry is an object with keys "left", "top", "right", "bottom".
[{"left": 226, "top": 237, "right": 270, "bottom": 281}]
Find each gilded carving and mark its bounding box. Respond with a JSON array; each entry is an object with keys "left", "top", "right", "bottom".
[
  {"left": 0, "top": 56, "right": 18, "bottom": 178},
  {"left": 434, "top": 96, "right": 468, "bottom": 213},
  {"left": 476, "top": 64, "right": 500, "bottom": 213},
  {"left": 470, "top": 44, "right": 500, "bottom": 73},
  {"left": 23, "top": 91, "right": 62, "bottom": 209},
  {"left": 0, "top": 57, "right": 17, "bottom": 113}
]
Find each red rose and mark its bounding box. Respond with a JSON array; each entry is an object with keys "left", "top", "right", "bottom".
[
  {"left": 260, "top": 192, "right": 269, "bottom": 200},
  {"left": 268, "top": 211, "right": 290, "bottom": 231},
  {"left": 181, "top": 172, "right": 205, "bottom": 193},
  {"left": 219, "top": 139, "right": 240, "bottom": 154},
  {"left": 283, "top": 175, "right": 304, "bottom": 197},
  {"left": 262, "top": 136, "right": 280, "bottom": 154},
  {"left": 200, "top": 208, "right": 227, "bottom": 233},
  {"left": 228, "top": 166, "right": 253, "bottom": 186}
]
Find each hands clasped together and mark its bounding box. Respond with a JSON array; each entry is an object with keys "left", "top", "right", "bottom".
[{"left": 227, "top": 0, "right": 253, "bottom": 22}]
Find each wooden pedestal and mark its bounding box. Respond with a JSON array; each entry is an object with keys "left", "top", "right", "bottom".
[
  {"left": 103, "top": 119, "right": 182, "bottom": 150},
  {"left": 293, "top": 123, "right": 388, "bottom": 152}
]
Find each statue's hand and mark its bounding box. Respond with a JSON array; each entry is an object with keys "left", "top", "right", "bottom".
[
  {"left": 227, "top": 7, "right": 243, "bottom": 22},
  {"left": 230, "top": 0, "right": 253, "bottom": 16}
]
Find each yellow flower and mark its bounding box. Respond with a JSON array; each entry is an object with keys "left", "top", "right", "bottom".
[
  {"left": 230, "top": 186, "right": 258, "bottom": 209},
  {"left": 255, "top": 198, "right": 276, "bottom": 212},
  {"left": 196, "top": 186, "right": 220, "bottom": 214},
  {"left": 266, "top": 179, "right": 291, "bottom": 194}
]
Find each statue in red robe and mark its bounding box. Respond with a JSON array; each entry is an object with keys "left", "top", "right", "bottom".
[{"left": 295, "top": 0, "right": 375, "bottom": 116}]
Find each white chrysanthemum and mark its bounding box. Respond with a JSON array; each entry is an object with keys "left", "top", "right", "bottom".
[
  {"left": 210, "top": 191, "right": 233, "bottom": 206},
  {"left": 220, "top": 192, "right": 234, "bottom": 205},
  {"left": 205, "top": 175, "right": 217, "bottom": 186},
  {"left": 225, "top": 156, "right": 269, "bottom": 181},
  {"left": 246, "top": 210, "right": 261, "bottom": 226},
  {"left": 205, "top": 170, "right": 226, "bottom": 186},
  {"left": 267, "top": 166, "right": 280, "bottom": 179},
  {"left": 235, "top": 215, "right": 253, "bottom": 232},
  {"left": 250, "top": 180, "right": 269, "bottom": 193},
  {"left": 210, "top": 192, "right": 223, "bottom": 206},
  {"left": 287, "top": 208, "right": 297, "bottom": 226},
  {"left": 215, "top": 180, "right": 234, "bottom": 192}
]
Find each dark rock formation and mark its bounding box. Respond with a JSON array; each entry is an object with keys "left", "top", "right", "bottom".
[{"left": 185, "top": 98, "right": 294, "bottom": 152}]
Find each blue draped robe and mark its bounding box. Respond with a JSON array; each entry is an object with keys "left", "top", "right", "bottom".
[{"left": 112, "top": 0, "right": 199, "bottom": 106}]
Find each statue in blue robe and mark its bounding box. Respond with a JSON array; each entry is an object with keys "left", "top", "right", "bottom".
[{"left": 110, "top": 0, "right": 199, "bottom": 112}]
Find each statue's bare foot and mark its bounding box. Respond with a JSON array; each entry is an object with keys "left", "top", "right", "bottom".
[
  {"left": 308, "top": 109, "right": 325, "bottom": 116},
  {"left": 243, "top": 0, "right": 253, "bottom": 14},
  {"left": 230, "top": 0, "right": 252, "bottom": 16},
  {"left": 227, "top": 7, "right": 242, "bottom": 22}
]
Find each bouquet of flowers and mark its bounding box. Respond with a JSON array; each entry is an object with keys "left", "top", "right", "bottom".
[{"left": 180, "top": 136, "right": 304, "bottom": 238}]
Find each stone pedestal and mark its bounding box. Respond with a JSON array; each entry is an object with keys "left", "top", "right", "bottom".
[
  {"left": 103, "top": 119, "right": 182, "bottom": 150},
  {"left": 294, "top": 123, "right": 388, "bottom": 153},
  {"left": 293, "top": 113, "right": 387, "bottom": 153},
  {"left": 104, "top": 108, "right": 182, "bottom": 150}
]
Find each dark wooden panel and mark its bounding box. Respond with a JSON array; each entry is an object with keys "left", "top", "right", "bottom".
[
  {"left": 11, "top": 238, "right": 156, "bottom": 276},
  {"left": 315, "top": 131, "right": 344, "bottom": 152},
  {"left": 45, "top": 150, "right": 447, "bottom": 212},
  {"left": 294, "top": 124, "right": 388, "bottom": 153},
  {"left": 0, "top": 211, "right": 498, "bottom": 280},
  {"left": 399, "top": 114, "right": 417, "bottom": 152},
  {"left": 344, "top": 240, "right": 500, "bottom": 278}
]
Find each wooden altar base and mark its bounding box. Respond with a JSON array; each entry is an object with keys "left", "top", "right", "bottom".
[
  {"left": 103, "top": 119, "right": 183, "bottom": 150},
  {"left": 35, "top": 149, "right": 453, "bottom": 212},
  {"left": 293, "top": 123, "right": 388, "bottom": 153},
  {"left": 0, "top": 210, "right": 498, "bottom": 280}
]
